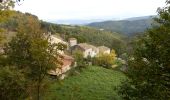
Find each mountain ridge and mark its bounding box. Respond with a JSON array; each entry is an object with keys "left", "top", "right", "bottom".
[
  {"left": 87, "top": 15, "right": 156, "bottom": 36},
  {"left": 49, "top": 15, "right": 156, "bottom": 25}
]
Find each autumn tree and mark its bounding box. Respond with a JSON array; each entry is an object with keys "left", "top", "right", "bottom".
[{"left": 118, "top": 0, "right": 170, "bottom": 99}]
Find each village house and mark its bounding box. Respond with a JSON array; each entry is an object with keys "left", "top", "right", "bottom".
[
  {"left": 74, "top": 43, "right": 99, "bottom": 58},
  {"left": 48, "top": 35, "right": 74, "bottom": 79},
  {"left": 69, "top": 38, "right": 110, "bottom": 58},
  {"left": 48, "top": 54, "right": 74, "bottom": 79},
  {"left": 50, "top": 35, "right": 68, "bottom": 54},
  {"left": 48, "top": 36, "right": 111, "bottom": 78}
]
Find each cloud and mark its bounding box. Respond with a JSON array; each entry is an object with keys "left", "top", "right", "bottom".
[{"left": 14, "top": 0, "right": 165, "bottom": 21}]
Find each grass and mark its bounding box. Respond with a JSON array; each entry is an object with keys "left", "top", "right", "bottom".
[{"left": 45, "top": 66, "right": 126, "bottom": 100}]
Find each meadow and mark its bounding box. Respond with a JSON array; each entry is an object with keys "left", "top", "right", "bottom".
[{"left": 45, "top": 66, "right": 126, "bottom": 100}]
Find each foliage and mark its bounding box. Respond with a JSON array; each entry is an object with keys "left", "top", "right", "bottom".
[
  {"left": 0, "top": 0, "right": 15, "bottom": 45},
  {"left": 118, "top": 1, "right": 170, "bottom": 99},
  {"left": 45, "top": 66, "right": 126, "bottom": 100},
  {"left": 93, "top": 50, "right": 117, "bottom": 68},
  {"left": 72, "top": 50, "right": 87, "bottom": 70},
  {"left": 0, "top": 1, "right": 27, "bottom": 99},
  {"left": 0, "top": 0, "right": 14, "bottom": 10},
  {"left": 0, "top": 67, "right": 26, "bottom": 100},
  {"left": 4, "top": 14, "right": 66, "bottom": 99}
]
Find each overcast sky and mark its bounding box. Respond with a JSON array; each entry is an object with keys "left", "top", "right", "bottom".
[{"left": 14, "top": 0, "right": 166, "bottom": 21}]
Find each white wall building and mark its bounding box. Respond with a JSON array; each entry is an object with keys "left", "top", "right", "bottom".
[
  {"left": 74, "top": 43, "right": 99, "bottom": 58},
  {"left": 50, "top": 35, "right": 68, "bottom": 54}
]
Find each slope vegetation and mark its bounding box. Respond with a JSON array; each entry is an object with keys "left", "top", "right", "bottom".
[{"left": 45, "top": 66, "right": 126, "bottom": 100}]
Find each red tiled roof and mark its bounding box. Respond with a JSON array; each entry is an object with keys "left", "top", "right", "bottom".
[{"left": 61, "top": 54, "right": 74, "bottom": 68}]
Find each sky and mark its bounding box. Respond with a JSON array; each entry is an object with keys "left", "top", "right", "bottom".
[{"left": 14, "top": 0, "right": 166, "bottom": 22}]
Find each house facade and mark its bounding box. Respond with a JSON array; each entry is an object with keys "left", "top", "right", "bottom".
[
  {"left": 50, "top": 35, "right": 68, "bottom": 54},
  {"left": 73, "top": 43, "right": 99, "bottom": 58},
  {"left": 69, "top": 38, "right": 110, "bottom": 58},
  {"left": 48, "top": 35, "right": 74, "bottom": 79},
  {"left": 48, "top": 54, "right": 74, "bottom": 79}
]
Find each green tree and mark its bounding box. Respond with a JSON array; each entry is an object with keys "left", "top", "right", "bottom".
[
  {"left": 118, "top": 1, "right": 170, "bottom": 99},
  {"left": 73, "top": 50, "right": 86, "bottom": 70},
  {"left": 0, "top": 67, "right": 26, "bottom": 100},
  {"left": 0, "top": 1, "right": 27, "bottom": 99},
  {"left": 4, "top": 15, "right": 65, "bottom": 100}
]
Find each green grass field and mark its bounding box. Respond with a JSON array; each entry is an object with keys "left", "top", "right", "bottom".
[{"left": 45, "top": 66, "right": 126, "bottom": 100}]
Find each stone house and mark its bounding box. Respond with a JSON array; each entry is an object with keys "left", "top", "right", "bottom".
[
  {"left": 74, "top": 43, "right": 99, "bottom": 58},
  {"left": 48, "top": 54, "right": 74, "bottom": 79},
  {"left": 69, "top": 38, "right": 110, "bottom": 58},
  {"left": 50, "top": 35, "right": 68, "bottom": 54},
  {"left": 48, "top": 35, "right": 74, "bottom": 79}
]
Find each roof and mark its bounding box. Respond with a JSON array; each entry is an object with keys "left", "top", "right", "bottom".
[
  {"left": 76, "top": 43, "right": 98, "bottom": 51},
  {"left": 69, "top": 38, "right": 77, "bottom": 40},
  {"left": 98, "top": 46, "right": 110, "bottom": 51},
  {"left": 62, "top": 58, "right": 73, "bottom": 68},
  {"left": 50, "top": 35, "right": 68, "bottom": 45},
  {"left": 48, "top": 54, "right": 74, "bottom": 75}
]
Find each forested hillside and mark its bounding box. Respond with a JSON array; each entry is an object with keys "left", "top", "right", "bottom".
[
  {"left": 88, "top": 16, "right": 155, "bottom": 36},
  {"left": 1, "top": 11, "right": 126, "bottom": 55}
]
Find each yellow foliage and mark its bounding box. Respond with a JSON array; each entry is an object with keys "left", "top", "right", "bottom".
[
  {"left": 110, "top": 49, "right": 117, "bottom": 60},
  {"left": 94, "top": 49, "right": 117, "bottom": 68}
]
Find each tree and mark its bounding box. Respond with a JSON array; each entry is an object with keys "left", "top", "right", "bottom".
[
  {"left": 4, "top": 14, "right": 65, "bottom": 100},
  {"left": 0, "top": 1, "right": 26, "bottom": 99},
  {"left": 0, "top": 0, "right": 15, "bottom": 46},
  {"left": 72, "top": 50, "right": 86, "bottom": 70},
  {"left": 93, "top": 50, "right": 116, "bottom": 68},
  {"left": 0, "top": 67, "right": 26, "bottom": 100},
  {"left": 118, "top": 1, "right": 170, "bottom": 99}
]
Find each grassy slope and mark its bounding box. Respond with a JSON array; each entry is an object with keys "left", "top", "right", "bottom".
[{"left": 45, "top": 66, "right": 126, "bottom": 100}]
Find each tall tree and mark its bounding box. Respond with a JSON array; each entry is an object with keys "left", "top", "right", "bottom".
[
  {"left": 0, "top": 1, "right": 27, "bottom": 99},
  {"left": 5, "top": 14, "right": 65, "bottom": 100},
  {"left": 118, "top": 1, "right": 170, "bottom": 99}
]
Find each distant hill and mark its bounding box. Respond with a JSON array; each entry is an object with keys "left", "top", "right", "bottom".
[
  {"left": 125, "top": 15, "right": 156, "bottom": 21},
  {"left": 50, "top": 19, "right": 101, "bottom": 25},
  {"left": 87, "top": 16, "right": 156, "bottom": 36}
]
